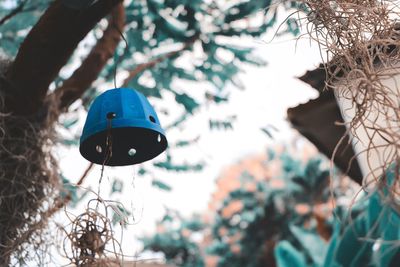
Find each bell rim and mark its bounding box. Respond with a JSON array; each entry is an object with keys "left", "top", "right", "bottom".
[
  {"left": 80, "top": 117, "right": 165, "bottom": 144},
  {"left": 79, "top": 126, "right": 168, "bottom": 166}
]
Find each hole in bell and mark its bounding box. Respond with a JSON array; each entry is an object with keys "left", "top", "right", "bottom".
[
  {"left": 96, "top": 145, "right": 102, "bottom": 153},
  {"left": 128, "top": 148, "right": 136, "bottom": 156},
  {"left": 149, "top": 116, "right": 156, "bottom": 123},
  {"left": 107, "top": 112, "right": 116, "bottom": 119},
  {"left": 157, "top": 134, "right": 161, "bottom": 142}
]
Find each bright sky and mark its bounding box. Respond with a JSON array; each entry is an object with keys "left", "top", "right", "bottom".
[{"left": 56, "top": 11, "right": 323, "bottom": 262}]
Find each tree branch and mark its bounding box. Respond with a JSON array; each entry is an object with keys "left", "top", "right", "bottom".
[
  {"left": 4, "top": 0, "right": 122, "bottom": 115},
  {"left": 61, "top": 163, "right": 94, "bottom": 206},
  {"left": 0, "top": 1, "right": 27, "bottom": 26},
  {"left": 121, "top": 36, "right": 198, "bottom": 87},
  {"left": 50, "top": 3, "right": 125, "bottom": 112},
  {"left": 53, "top": 163, "right": 94, "bottom": 214}
]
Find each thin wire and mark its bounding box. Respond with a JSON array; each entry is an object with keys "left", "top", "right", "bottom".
[
  {"left": 113, "top": 25, "right": 130, "bottom": 89},
  {"left": 97, "top": 116, "right": 114, "bottom": 199},
  {"left": 99, "top": 24, "right": 128, "bottom": 196}
]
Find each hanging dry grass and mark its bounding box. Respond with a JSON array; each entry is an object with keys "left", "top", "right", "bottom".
[
  {"left": 1, "top": 57, "right": 130, "bottom": 264},
  {"left": 0, "top": 60, "right": 61, "bottom": 265},
  {"left": 294, "top": 0, "right": 400, "bottom": 198},
  {"left": 61, "top": 196, "right": 124, "bottom": 267}
]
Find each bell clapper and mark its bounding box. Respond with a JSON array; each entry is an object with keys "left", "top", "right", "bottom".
[
  {"left": 96, "top": 145, "right": 102, "bottom": 153},
  {"left": 128, "top": 148, "right": 137, "bottom": 157}
]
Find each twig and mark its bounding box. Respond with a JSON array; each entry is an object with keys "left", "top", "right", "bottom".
[
  {"left": 122, "top": 35, "right": 199, "bottom": 87},
  {"left": 0, "top": 1, "right": 26, "bottom": 26},
  {"left": 55, "top": 163, "right": 94, "bottom": 210},
  {"left": 49, "top": 3, "right": 126, "bottom": 112},
  {"left": 77, "top": 163, "right": 95, "bottom": 186},
  {"left": 5, "top": 0, "right": 122, "bottom": 115}
]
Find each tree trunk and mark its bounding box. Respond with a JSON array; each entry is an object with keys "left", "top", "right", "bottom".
[{"left": 0, "top": 0, "right": 123, "bottom": 263}]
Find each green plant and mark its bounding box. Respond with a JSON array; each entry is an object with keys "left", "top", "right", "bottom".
[{"left": 143, "top": 146, "right": 345, "bottom": 267}]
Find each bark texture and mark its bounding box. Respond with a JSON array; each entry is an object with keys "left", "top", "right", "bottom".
[
  {"left": 4, "top": 0, "right": 122, "bottom": 115},
  {"left": 0, "top": 0, "right": 123, "bottom": 264},
  {"left": 50, "top": 3, "right": 125, "bottom": 111}
]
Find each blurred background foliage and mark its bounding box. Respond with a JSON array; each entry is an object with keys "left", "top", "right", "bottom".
[
  {"left": 141, "top": 144, "right": 338, "bottom": 266},
  {"left": 143, "top": 148, "right": 399, "bottom": 267},
  {"left": 142, "top": 145, "right": 400, "bottom": 267}
]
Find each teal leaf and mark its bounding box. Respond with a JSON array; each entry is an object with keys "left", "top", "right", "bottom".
[
  {"left": 334, "top": 215, "right": 370, "bottom": 267},
  {"left": 61, "top": 176, "right": 78, "bottom": 204},
  {"left": 138, "top": 168, "right": 147, "bottom": 176},
  {"left": 209, "top": 117, "right": 236, "bottom": 130},
  {"left": 62, "top": 118, "right": 79, "bottom": 129},
  {"left": 153, "top": 161, "right": 204, "bottom": 172},
  {"left": 161, "top": 213, "right": 173, "bottom": 223},
  {"left": 182, "top": 218, "right": 204, "bottom": 231},
  {"left": 60, "top": 138, "right": 79, "bottom": 146},
  {"left": 111, "top": 204, "right": 132, "bottom": 226},
  {"left": 111, "top": 178, "right": 123, "bottom": 194},
  {"left": 286, "top": 18, "right": 300, "bottom": 36},
  {"left": 174, "top": 93, "right": 199, "bottom": 114},
  {"left": 224, "top": 0, "right": 272, "bottom": 23},
  {"left": 261, "top": 128, "right": 273, "bottom": 138},
  {"left": 289, "top": 224, "right": 328, "bottom": 266},
  {"left": 152, "top": 179, "right": 172, "bottom": 191},
  {"left": 274, "top": 240, "right": 307, "bottom": 267},
  {"left": 205, "top": 92, "right": 229, "bottom": 103},
  {"left": 174, "top": 136, "right": 199, "bottom": 147}
]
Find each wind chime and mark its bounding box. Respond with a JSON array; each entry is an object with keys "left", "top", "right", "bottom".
[
  {"left": 64, "top": 88, "right": 167, "bottom": 265},
  {"left": 79, "top": 87, "right": 168, "bottom": 166}
]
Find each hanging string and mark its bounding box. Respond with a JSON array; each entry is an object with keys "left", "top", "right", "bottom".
[
  {"left": 92, "top": 23, "right": 129, "bottom": 212},
  {"left": 63, "top": 16, "right": 134, "bottom": 267},
  {"left": 98, "top": 23, "right": 128, "bottom": 195},
  {"left": 113, "top": 25, "right": 130, "bottom": 89},
  {"left": 97, "top": 113, "right": 115, "bottom": 198}
]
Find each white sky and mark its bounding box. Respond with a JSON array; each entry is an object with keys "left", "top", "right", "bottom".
[{"left": 55, "top": 14, "right": 323, "bottom": 262}]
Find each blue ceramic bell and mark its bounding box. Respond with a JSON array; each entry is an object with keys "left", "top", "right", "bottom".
[{"left": 80, "top": 88, "right": 168, "bottom": 166}]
